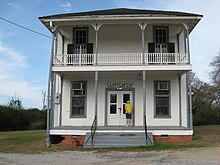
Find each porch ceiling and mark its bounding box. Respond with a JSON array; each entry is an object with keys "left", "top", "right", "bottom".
[{"left": 52, "top": 65, "right": 192, "bottom": 73}]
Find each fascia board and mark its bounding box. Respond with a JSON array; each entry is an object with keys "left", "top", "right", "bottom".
[{"left": 40, "top": 16, "right": 202, "bottom": 23}]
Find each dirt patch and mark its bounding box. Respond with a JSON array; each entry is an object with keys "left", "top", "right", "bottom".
[{"left": 0, "top": 147, "right": 220, "bottom": 165}]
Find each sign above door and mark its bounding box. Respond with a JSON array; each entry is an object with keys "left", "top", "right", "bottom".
[{"left": 106, "top": 83, "right": 134, "bottom": 89}]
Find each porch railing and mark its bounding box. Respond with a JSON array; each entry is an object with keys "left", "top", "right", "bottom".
[
  {"left": 53, "top": 53, "right": 188, "bottom": 66},
  {"left": 144, "top": 114, "right": 153, "bottom": 145},
  {"left": 85, "top": 115, "right": 97, "bottom": 146}
]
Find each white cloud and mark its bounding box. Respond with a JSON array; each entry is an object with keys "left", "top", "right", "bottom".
[
  {"left": 0, "top": 41, "right": 42, "bottom": 108},
  {"left": 60, "top": 2, "right": 71, "bottom": 7},
  {"left": 7, "top": 3, "right": 20, "bottom": 9},
  {"left": 60, "top": 2, "right": 72, "bottom": 12},
  {"left": 113, "top": 0, "right": 220, "bottom": 82}
]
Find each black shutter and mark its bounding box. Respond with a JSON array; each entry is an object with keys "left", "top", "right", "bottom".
[
  {"left": 167, "top": 43, "right": 175, "bottom": 53},
  {"left": 67, "top": 44, "right": 75, "bottom": 54},
  {"left": 87, "top": 43, "right": 93, "bottom": 54},
  {"left": 148, "top": 43, "right": 155, "bottom": 53}
]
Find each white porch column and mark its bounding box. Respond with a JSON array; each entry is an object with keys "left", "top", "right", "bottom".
[
  {"left": 94, "top": 71, "right": 99, "bottom": 124},
  {"left": 92, "top": 24, "right": 102, "bottom": 65},
  {"left": 46, "top": 21, "right": 56, "bottom": 147},
  {"left": 138, "top": 23, "right": 148, "bottom": 64},
  {"left": 142, "top": 70, "right": 147, "bottom": 125},
  {"left": 182, "top": 23, "right": 190, "bottom": 64},
  {"left": 178, "top": 74, "right": 182, "bottom": 127},
  {"left": 183, "top": 23, "right": 193, "bottom": 129},
  {"left": 59, "top": 76, "right": 63, "bottom": 126}
]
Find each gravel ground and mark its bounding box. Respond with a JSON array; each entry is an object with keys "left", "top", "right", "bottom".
[{"left": 0, "top": 147, "right": 220, "bottom": 165}]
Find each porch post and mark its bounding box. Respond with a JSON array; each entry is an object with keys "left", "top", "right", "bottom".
[
  {"left": 143, "top": 70, "right": 147, "bottom": 127},
  {"left": 59, "top": 76, "right": 63, "bottom": 126},
  {"left": 46, "top": 22, "right": 55, "bottom": 147},
  {"left": 138, "top": 23, "right": 148, "bottom": 64},
  {"left": 183, "top": 23, "right": 193, "bottom": 129},
  {"left": 94, "top": 71, "right": 99, "bottom": 124},
  {"left": 182, "top": 23, "right": 190, "bottom": 64},
  {"left": 92, "top": 24, "right": 102, "bottom": 65},
  {"left": 178, "top": 74, "right": 182, "bottom": 127},
  {"left": 188, "top": 72, "right": 193, "bottom": 129}
]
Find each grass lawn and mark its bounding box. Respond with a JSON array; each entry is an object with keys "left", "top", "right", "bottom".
[
  {"left": 0, "top": 130, "right": 73, "bottom": 154},
  {"left": 0, "top": 125, "right": 219, "bottom": 154}
]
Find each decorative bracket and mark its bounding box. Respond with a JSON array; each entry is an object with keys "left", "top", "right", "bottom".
[
  {"left": 92, "top": 24, "right": 102, "bottom": 31},
  {"left": 138, "top": 23, "right": 148, "bottom": 30}
]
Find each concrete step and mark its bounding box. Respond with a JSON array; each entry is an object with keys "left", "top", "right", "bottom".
[{"left": 84, "top": 132, "right": 154, "bottom": 148}]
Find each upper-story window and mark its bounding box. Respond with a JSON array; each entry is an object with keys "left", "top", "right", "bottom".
[
  {"left": 154, "top": 26, "right": 168, "bottom": 43},
  {"left": 67, "top": 27, "right": 93, "bottom": 55},
  {"left": 75, "top": 28, "right": 88, "bottom": 45},
  {"left": 148, "top": 26, "right": 174, "bottom": 53}
]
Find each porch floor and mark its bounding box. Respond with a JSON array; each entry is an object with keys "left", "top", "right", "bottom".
[{"left": 51, "top": 126, "right": 191, "bottom": 131}]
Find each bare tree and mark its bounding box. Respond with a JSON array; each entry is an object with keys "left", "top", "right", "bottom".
[
  {"left": 8, "top": 96, "right": 23, "bottom": 110},
  {"left": 42, "top": 91, "right": 47, "bottom": 111},
  {"left": 210, "top": 52, "right": 220, "bottom": 84}
]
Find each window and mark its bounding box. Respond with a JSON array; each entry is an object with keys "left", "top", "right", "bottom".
[
  {"left": 75, "top": 28, "right": 88, "bottom": 45},
  {"left": 73, "top": 28, "right": 88, "bottom": 54},
  {"left": 154, "top": 26, "right": 168, "bottom": 43},
  {"left": 71, "top": 81, "right": 87, "bottom": 117},
  {"left": 154, "top": 81, "right": 170, "bottom": 117},
  {"left": 149, "top": 26, "right": 174, "bottom": 54}
]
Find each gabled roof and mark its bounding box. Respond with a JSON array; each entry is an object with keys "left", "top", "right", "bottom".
[{"left": 39, "top": 8, "right": 202, "bottom": 19}]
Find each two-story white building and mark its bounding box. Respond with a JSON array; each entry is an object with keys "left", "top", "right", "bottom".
[{"left": 40, "top": 8, "right": 202, "bottom": 147}]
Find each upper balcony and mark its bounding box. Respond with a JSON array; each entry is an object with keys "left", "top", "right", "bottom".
[
  {"left": 54, "top": 52, "right": 188, "bottom": 66},
  {"left": 39, "top": 8, "right": 202, "bottom": 72}
]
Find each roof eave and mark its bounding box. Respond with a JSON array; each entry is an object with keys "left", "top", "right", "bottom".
[{"left": 40, "top": 15, "right": 202, "bottom": 22}]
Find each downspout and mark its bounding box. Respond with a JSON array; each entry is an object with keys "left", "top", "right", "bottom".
[{"left": 46, "top": 21, "right": 55, "bottom": 147}]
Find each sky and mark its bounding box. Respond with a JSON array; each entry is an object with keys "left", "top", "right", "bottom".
[{"left": 0, "top": 0, "right": 219, "bottom": 109}]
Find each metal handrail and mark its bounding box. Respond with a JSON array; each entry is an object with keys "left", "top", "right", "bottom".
[
  {"left": 144, "top": 115, "right": 153, "bottom": 145},
  {"left": 85, "top": 115, "right": 97, "bottom": 145}
]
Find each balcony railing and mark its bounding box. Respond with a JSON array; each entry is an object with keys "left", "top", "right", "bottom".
[{"left": 53, "top": 53, "right": 188, "bottom": 66}]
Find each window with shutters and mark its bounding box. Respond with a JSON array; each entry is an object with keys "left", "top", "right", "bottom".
[
  {"left": 73, "top": 28, "right": 88, "bottom": 54},
  {"left": 154, "top": 81, "right": 171, "bottom": 118},
  {"left": 70, "top": 81, "right": 87, "bottom": 118},
  {"left": 154, "top": 26, "right": 168, "bottom": 53},
  {"left": 148, "top": 26, "right": 175, "bottom": 54}
]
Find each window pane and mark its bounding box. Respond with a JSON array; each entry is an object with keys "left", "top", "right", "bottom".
[
  {"left": 110, "top": 105, "right": 117, "bottom": 114},
  {"left": 75, "top": 29, "right": 87, "bottom": 44},
  {"left": 72, "top": 97, "right": 85, "bottom": 115},
  {"left": 155, "top": 27, "right": 167, "bottom": 43},
  {"left": 72, "top": 82, "right": 82, "bottom": 89},
  {"left": 110, "top": 94, "right": 117, "bottom": 103},
  {"left": 123, "top": 94, "right": 130, "bottom": 103},
  {"left": 156, "top": 107, "right": 169, "bottom": 116},
  {"left": 156, "top": 97, "right": 169, "bottom": 116}
]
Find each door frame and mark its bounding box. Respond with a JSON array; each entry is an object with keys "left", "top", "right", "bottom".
[{"left": 105, "top": 88, "right": 135, "bottom": 126}]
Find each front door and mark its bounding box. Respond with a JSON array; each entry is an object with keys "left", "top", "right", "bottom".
[{"left": 107, "top": 91, "right": 133, "bottom": 126}]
